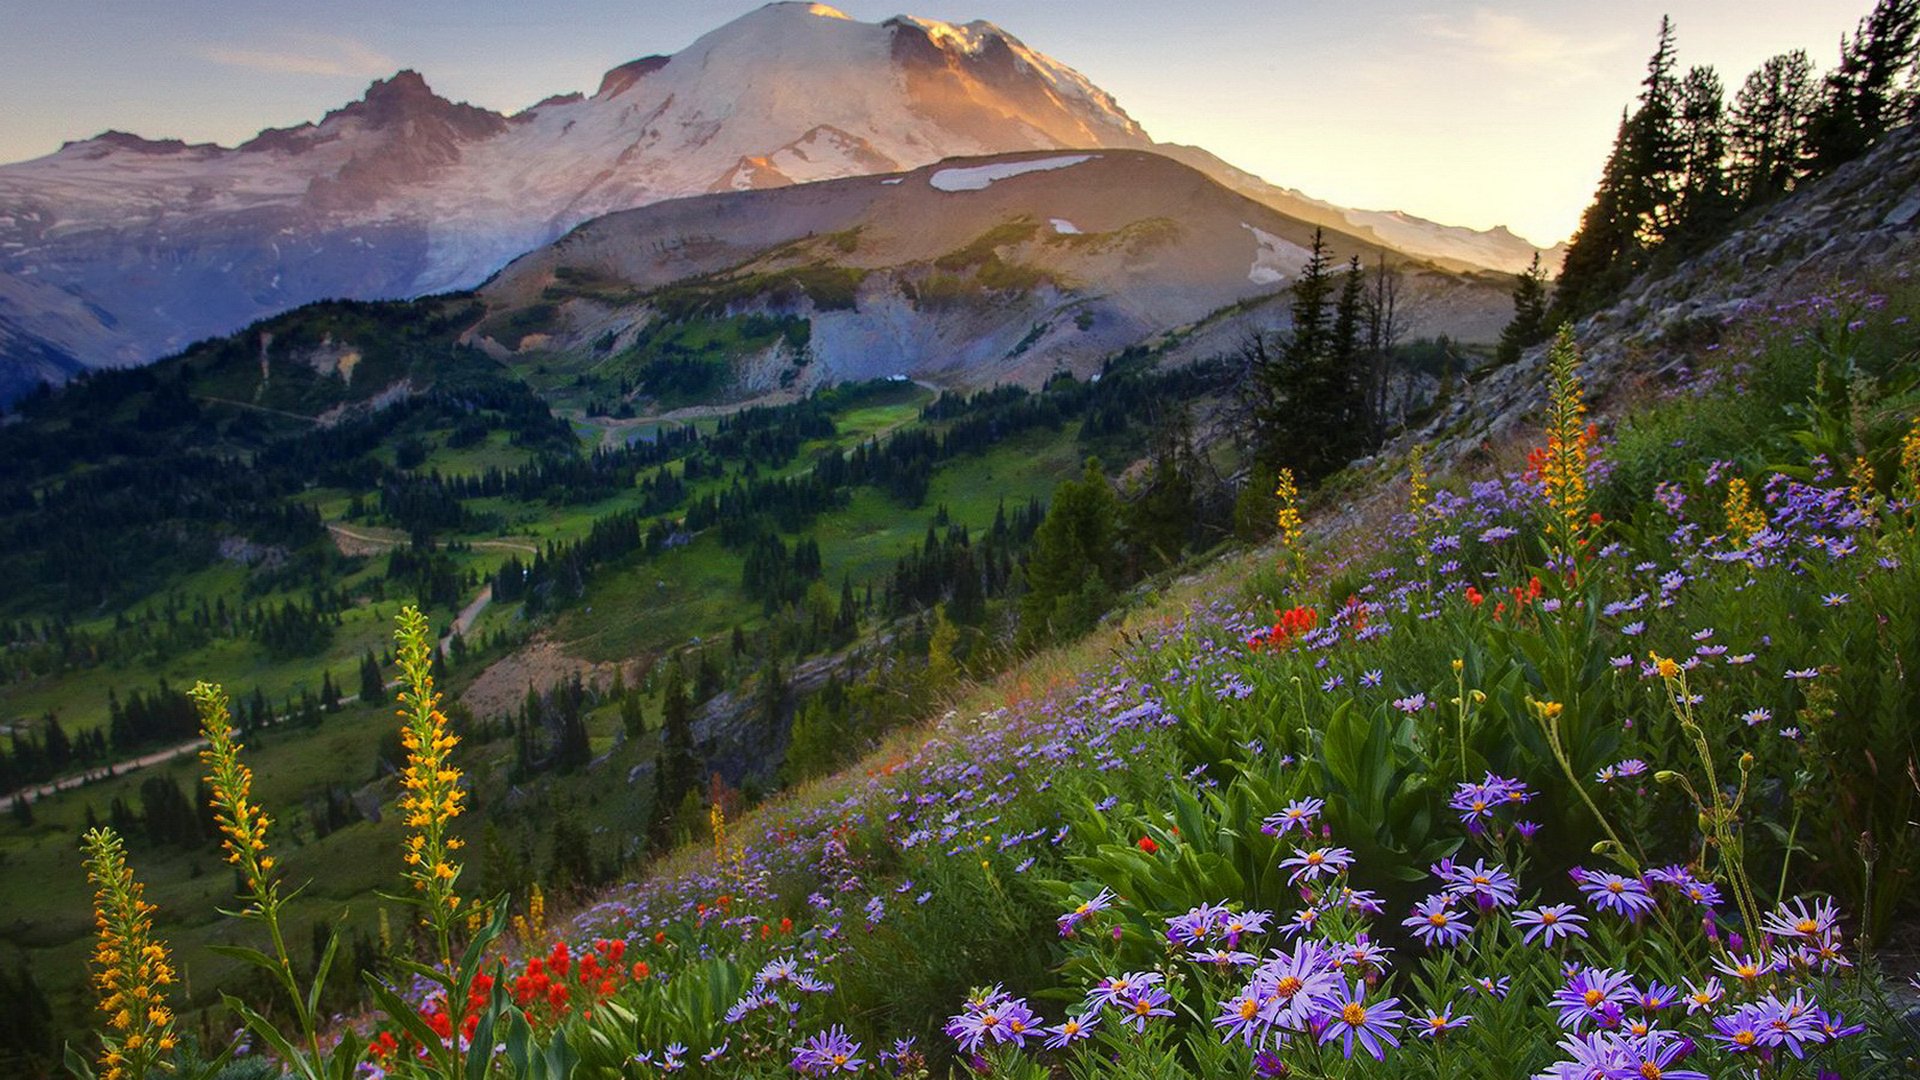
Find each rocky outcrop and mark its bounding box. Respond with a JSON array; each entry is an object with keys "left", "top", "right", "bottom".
[{"left": 1402, "top": 122, "right": 1920, "bottom": 469}]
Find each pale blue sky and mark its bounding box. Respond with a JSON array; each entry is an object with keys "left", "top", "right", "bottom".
[{"left": 0, "top": 1, "right": 1869, "bottom": 243}]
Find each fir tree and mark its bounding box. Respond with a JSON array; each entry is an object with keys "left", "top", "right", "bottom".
[
  {"left": 1554, "top": 111, "right": 1641, "bottom": 319},
  {"left": 1498, "top": 253, "right": 1553, "bottom": 364},
  {"left": 1626, "top": 16, "right": 1686, "bottom": 243},
  {"left": 1673, "top": 65, "right": 1735, "bottom": 253},
  {"left": 649, "top": 665, "right": 700, "bottom": 850},
  {"left": 1730, "top": 50, "right": 1817, "bottom": 206},
  {"left": 1019, "top": 459, "right": 1120, "bottom": 647},
  {"left": 358, "top": 649, "right": 386, "bottom": 704},
  {"left": 1807, "top": 0, "right": 1920, "bottom": 172}
]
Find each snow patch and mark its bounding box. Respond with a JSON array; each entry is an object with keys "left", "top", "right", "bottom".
[
  {"left": 929, "top": 154, "right": 1094, "bottom": 192},
  {"left": 1243, "top": 223, "right": 1310, "bottom": 286},
  {"left": 1049, "top": 218, "right": 1080, "bottom": 235},
  {"left": 880, "top": 177, "right": 903, "bottom": 185}
]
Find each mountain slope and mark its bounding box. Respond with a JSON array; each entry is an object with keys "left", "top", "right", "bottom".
[
  {"left": 469, "top": 148, "right": 1511, "bottom": 406},
  {"left": 0, "top": 3, "right": 1550, "bottom": 396}
]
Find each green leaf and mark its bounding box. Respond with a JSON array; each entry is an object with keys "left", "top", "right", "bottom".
[
  {"left": 365, "top": 977, "right": 451, "bottom": 1072},
  {"left": 62, "top": 1043, "right": 97, "bottom": 1080},
  {"left": 222, "top": 993, "right": 305, "bottom": 1071},
  {"left": 306, "top": 919, "right": 345, "bottom": 1028},
  {"left": 465, "top": 973, "right": 510, "bottom": 1080},
  {"left": 544, "top": 1028, "right": 580, "bottom": 1080}
]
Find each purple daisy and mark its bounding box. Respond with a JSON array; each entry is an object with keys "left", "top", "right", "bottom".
[
  {"left": 1513, "top": 903, "right": 1589, "bottom": 946},
  {"left": 1315, "top": 979, "right": 1404, "bottom": 1060}
]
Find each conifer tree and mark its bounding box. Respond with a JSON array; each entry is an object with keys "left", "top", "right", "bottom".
[
  {"left": 1019, "top": 459, "right": 1119, "bottom": 647},
  {"left": 1626, "top": 16, "right": 1686, "bottom": 242},
  {"left": 649, "top": 665, "right": 700, "bottom": 849},
  {"left": 1498, "top": 253, "right": 1553, "bottom": 364},
  {"left": 1807, "top": 0, "right": 1920, "bottom": 171},
  {"left": 358, "top": 649, "right": 385, "bottom": 704},
  {"left": 1555, "top": 111, "right": 1642, "bottom": 320},
  {"left": 1730, "top": 50, "right": 1817, "bottom": 205},
  {"left": 1673, "top": 65, "right": 1734, "bottom": 253}
]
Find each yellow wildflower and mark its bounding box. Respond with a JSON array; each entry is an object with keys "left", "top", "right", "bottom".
[
  {"left": 395, "top": 606, "right": 466, "bottom": 967},
  {"left": 1723, "top": 477, "right": 1765, "bottom": 542},
  {"left": 82, "top": 827, "right": 176, "bottom": 1080}
]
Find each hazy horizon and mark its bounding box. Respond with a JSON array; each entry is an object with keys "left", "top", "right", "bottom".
[{"left": 0, "top": 0, "right": 1873, "bottom": 245}]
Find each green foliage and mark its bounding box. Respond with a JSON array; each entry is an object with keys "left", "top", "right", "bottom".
[{"left": 1019, "top": 459, "right": 1121, "bottom": 647}]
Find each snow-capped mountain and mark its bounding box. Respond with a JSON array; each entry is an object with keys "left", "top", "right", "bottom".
[{"left": 0, "top": 2, "right": 1550, "bottom": 401}]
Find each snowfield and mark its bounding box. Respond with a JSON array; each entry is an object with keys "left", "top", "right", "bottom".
[
  {"left": 1243, "top": 223, "right": 1311, "bottom": 286},
  {"left": 929, "top": 155, "right": 1095, "bottom": 192}
]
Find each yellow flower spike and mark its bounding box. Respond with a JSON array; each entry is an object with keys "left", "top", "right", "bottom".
[
  {"left": 1722, "top": 478, "right": 1765, "bottom": 543},
  {"left": 1535, "top": 326, "right": 1594, "bottom": 578},
  {"left": 191, "top": 682, "right": 280, "bottom": 908},
  {"left": 82, "top": 827, "right": 177, "bottom": 1080},
  {"left": 394, "top": 606, "right": 466, "bottom": 969},
  {"left": 1847, "top": 455, "right": 1876, "bottom": 511}
]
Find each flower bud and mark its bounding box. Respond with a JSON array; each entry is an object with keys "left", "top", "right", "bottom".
[{"left": 1654, "top": 770, "right": 1682, "bottom": 784}]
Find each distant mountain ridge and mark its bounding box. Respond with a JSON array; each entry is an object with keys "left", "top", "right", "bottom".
[
  {"left": 467, "top": 148, "right": 1511, "bottom": 405},
  {"left": 0, "top": 2, "right": 1553, "bottom": 401}
]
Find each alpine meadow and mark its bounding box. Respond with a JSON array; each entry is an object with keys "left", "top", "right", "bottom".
[{"left": 5, "top": 3, "right": 1920, "bottom": 1079}]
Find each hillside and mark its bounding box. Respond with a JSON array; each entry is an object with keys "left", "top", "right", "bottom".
[
  {"left": 473, "top": 148, "right": 1509, "bottom": 408},
  {"left": 0, "top": 2, "right": 1552, "bottom": 399}
]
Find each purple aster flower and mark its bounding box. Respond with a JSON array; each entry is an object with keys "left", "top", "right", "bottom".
[
  {"left": 1042, "top": 1012, "right": 1098, "bottom": 1049},
  {"left": 1392, "top": 693, "right": 1429, "bottom": 714},
  {"left": 1402, "top": 893, "right": 1473, "bottom": 947},
  {"left": 1415, "top": 1003, "right": 1472, "bottom": 1038},
  {"left": 1466, "top": 974, "right": 1510, "bottom": 999},
  {"left": 1711, "top": 951, "right": 1774, "bottom": 985},
  {"left": 1437, "top": 858, "right": 1520, "bottom": 908},
  {"left": 1681, "top": 977, "right": 1723, "bottom": 1014},
  {"left": 1058, "top": 888, "right": 1115, "bottom": 936},
  {"left": 1635, "top": 983, "right": 1679, "bottom": 1012},
  {"left": 1760, "top": 896, "right": 1839, "bottom": 940},
  {"left": 1249, "top": 941, "right": 1341, "bottom": 1029},
  {"left": 1087, "top": 971, "right": 1162, "bottom": 1010},
  {"left": 1514, "top": 904, "right": 1589, "bottom": 946},
  {"left": 1219, "top": 909, "right": 1274, "bottom": 947},
  {"left": 1538, "top": 1031, "right": 1623, "bottom": 1079},
  {"left": 1316, "top": 979, "right": 1404, "bottom": 1060},
  {"left": 1578, "top": 871, "right": 1657, "bottom": 919},
  {"left": 1611, "top": 1029, "right": 1709, "bottom": 1079},
  {"left": 1710, "top": 1002, "right": 1769, "bottom": 1053},
  {"left": 1551, "top": 966, "right": 1635, "bottom": 1031},
  {"left": 1262, "top": 797, "right": 1325, "bottom": 836},
  {"left": 1332, "top": 934, "right": 1393, "bottom": 972},
  {"left": 1114, "top": 983, "right": 1175, "bottom": 1032},
  {"left": 1166, "top": 902, "right": 1228, "bottom": 946},
  {"left": 1280, "top": 845, "right": 1355, "bottom": 884},
  {"left": 1756, "top": 991, "right": 1825, "bottom": 1058},
  {"left": 1814, "top": 1007, "right": 1865, "bottom": 1041},
  {"left": 1214, "top": 989, "right": 1271, "bottom": 1047},
  {"left": 792, "top": 1025, "right": 865, "bottom": 1075},
  {"left": 1360, "top": 669, "right": 1384, "bottom": 687}
]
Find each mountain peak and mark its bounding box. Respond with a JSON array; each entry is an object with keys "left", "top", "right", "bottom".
[
  {"left": 761, "top": 2, "right": 853, "bottom": 19},
  {"left": 322, "top": 69, "right": 508, "bottom": 139}
]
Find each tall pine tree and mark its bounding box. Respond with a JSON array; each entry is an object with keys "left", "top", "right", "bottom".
[
  {"left": 1497, "top": 253, "right": 1552, "bottom": 364},
  {"left": 1730, "top": 50, "right": 1817, "bottom": 206}
]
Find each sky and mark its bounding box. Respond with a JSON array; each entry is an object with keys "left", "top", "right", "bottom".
[{"left": 0, "top": 1, "right": 1872, "bottom": 244}]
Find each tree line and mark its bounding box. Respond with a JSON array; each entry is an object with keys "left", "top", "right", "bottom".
[{"left": 1556, "top": 2, "right": 1920, "bottom": 317}]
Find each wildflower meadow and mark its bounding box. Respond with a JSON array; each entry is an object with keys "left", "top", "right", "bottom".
[{"left": 64, "top": 292, "right": 1920, "bottom": 1078}]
